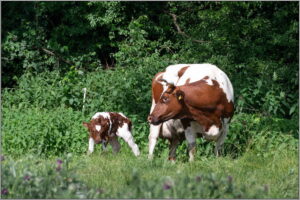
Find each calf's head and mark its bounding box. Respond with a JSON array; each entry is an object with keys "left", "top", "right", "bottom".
[
  {"left": 83, "top": 119, "right": 109, "bottom": 144},
  {"left": 148, "top": 84, "right": 185, "bottom": 125}
]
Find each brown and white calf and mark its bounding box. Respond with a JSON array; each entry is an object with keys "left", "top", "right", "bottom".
[
  {"left": 148, "top": 64, "right": 234, "bottom": 161},
  {"left": 83, "top": 112, "right": 140, "bottom": 156}
]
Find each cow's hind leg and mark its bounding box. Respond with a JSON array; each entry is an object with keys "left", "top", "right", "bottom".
[
  {"left": 214, "top": 123, "right": 229, "bottom": 157},
  {"left": 185, "top": 128, "right": 197, "bottom": 162},
  {"left": 117, "top": 124, "right": 140, "bottom": 157}
]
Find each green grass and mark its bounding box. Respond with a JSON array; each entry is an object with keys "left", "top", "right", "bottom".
[
  {"left": 74, "top": 145, "right": 298, "bottom": 198},
  {"left": 1, "top": 112, "right": 298, "bottom": 198},
  {"left": 1, "top": 141, "right": 298, "bottom": 198}
]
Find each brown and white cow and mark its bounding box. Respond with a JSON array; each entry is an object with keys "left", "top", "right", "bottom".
[
  {"left": 83, "top": 112, "right": 140, "bottom": 156},
  {"left": 148, "top": 64, "right": 234, "bottom": 161}
]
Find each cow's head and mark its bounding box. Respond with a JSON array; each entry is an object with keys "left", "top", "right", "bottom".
[
  {"left": 148, "top": 80, "right": 185, "bottom": 125},
  {"left": 83, "top": 120, "right": 109, "bottom": 144}
]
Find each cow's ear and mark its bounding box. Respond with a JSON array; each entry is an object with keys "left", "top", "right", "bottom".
[
  {"left": 175, "top": 90, "right": 185, "bottom": 102},
  {"left": 82, "top": 122, "right": 89, "bottom": 128}
]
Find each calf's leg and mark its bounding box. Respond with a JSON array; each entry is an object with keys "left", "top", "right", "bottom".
[
  {"left": 109, "top": 137, "right": 121, "bottom": 153},
  {"left": 87, "top": 137, "right": 95, "bottom": 155},
  {"left": 117, "top": 124, "right": 140, "bottom": 156}
]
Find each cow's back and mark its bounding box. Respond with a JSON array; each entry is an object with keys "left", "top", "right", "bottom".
[{"left": 176, "top": 64, "right": 234, "bottom": 103}]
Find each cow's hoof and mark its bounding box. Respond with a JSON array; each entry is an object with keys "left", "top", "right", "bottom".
[{"left": 168, "top": 157, "right": 176, "bottom": 164}]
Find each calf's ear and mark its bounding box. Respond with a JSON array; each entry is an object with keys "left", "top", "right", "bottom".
[
  {"left": 175, "top": 90, "right": 185, "bottom": 102},
  {"left": 82, "top": 122, "right": 89, "bottom": 128}
]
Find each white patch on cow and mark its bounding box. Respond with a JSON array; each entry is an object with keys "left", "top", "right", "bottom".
[
  {"left": 95, "top": 125, "right": 101, "bottom": 132},
  {"left": 117, "top": 123, "right": 140, "bottom": 156},
  {"left": 150, "top": 99, "right": 156, "bottom": 113},
  {"left": 88, "top": 137, "right": 95, "bottom": 153},
  {"left": 162, "top": 64, "right": 189, "bottom": 85},
  {"left": 204, "top": 78, "right": 213, "bottom": 86},
  {"left": 216, "top": 71, "right": 234, "bottom": 103},
  {"left": 160, "top": 64, "right": 189, "bottom": 97},
  {"left": 214, "top": 117, "right": 230, "bottom": 156},
  {"left": 203, "top": 125, "right": 220, "bottom": 141}
]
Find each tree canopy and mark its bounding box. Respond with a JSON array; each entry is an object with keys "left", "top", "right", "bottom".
[{"left": 1, "top": 1, "right": 299, "bottom": 118}]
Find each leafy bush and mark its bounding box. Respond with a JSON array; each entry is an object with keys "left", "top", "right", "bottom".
[
  {"left": 2, "top": 1, "right": 298, "bottom": 118},
  {"left": 2, "top": 97, "right": 297, "bottom": 159},
  {"left": 1, "top": 106, "right": 87, "bottom": 157}
]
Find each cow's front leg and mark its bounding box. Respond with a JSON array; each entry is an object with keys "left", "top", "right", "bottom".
[
  {"left": 184, "top": 129, "right": 197, "bottom": 162},
  {"left": 148, "top": 124, "right": 162, "bottom": 159}
]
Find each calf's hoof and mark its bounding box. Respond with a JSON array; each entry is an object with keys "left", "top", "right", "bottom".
[{"left": 148, "top": 154, "right": 154, "bottom": 160}]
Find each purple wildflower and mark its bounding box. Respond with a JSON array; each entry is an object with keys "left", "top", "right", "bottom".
[
  {"left": 163, "top": 182, "right": 172, "bottom": 190},
  {"left": 1, "top": 155, "right": 4, "bottom": 161},
  {"left": 57, "top": 159, "right": 63, "bottom": 165},
  {"left": 1, "top": 188, "right": 9, "bottom": 195},
  {"left": 56, "top": 159, "right": 63, "bottom": 171},
  {"left": 195, "top": 176, "right": 201, "bottom": 182},
  {"left": 24, "top": 175, "right": 31, "bottom": 181}
]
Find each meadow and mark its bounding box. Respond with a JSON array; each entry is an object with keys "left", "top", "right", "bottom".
[
  {"left": 1, "top": 116, "right": 298, "bottom": 199},
  {"left": 2, "top": 79, "right": 298, "bottom": 198},
  {"left": 1, "top": 1, "right": 299, "bottom": 199}
]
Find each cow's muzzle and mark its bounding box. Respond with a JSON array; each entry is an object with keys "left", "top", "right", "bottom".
[{"left": 147, "top": 115, "right": 160, "bottom": 125}]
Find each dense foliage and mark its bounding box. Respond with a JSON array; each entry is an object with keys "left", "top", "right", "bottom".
[{"left": 2, "top": 1, "right": 298, "bottom": 118}]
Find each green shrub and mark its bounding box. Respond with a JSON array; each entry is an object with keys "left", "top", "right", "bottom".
[{"left": 1, "top": 106, "right": 87, "bottom": 157}]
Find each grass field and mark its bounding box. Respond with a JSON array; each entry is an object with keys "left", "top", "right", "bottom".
[
  {"left": 1, "top": 139, "right": 298, "bottom": 199},
  {"left": 1, "top": 111, "right": 299, "bottom": 199}
]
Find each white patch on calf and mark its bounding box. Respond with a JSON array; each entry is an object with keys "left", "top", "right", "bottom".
[
  {"left": 92, "top": 112, "right": 112, "bottom": 135},
  {"left": 116, "top": 123, "right": 140, "bottom": 156},
  {"left": 95, "top": 125, "right": 101, "bottom": 131},
  {"left": 88, "top": 137, "right": 95, "bottom": 153},
  {"left": 118, "top": 112, "right": 126, "bottom": 118}
]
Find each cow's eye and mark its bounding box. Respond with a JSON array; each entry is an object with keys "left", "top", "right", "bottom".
[{"left": 162, "top": 96, "right": 169, "bottom": 103}]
